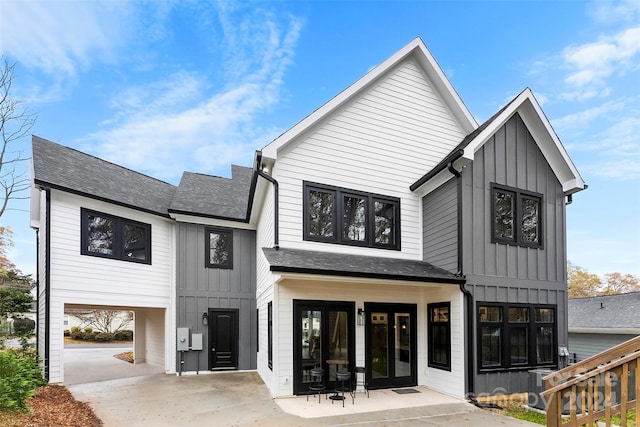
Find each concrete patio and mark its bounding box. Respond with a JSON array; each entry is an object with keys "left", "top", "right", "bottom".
[{"left": 65, "top": 347, "right": 539, "bottom": 426}]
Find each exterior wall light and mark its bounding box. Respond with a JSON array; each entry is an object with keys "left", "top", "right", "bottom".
[
  {"left": 357, "top": 308, "right": 365, "bottom": 326},
  {"left": 202, "top": 312, "right": 208, "bottom": 326}
]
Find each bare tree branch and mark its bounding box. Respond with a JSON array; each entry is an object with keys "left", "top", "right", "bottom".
[{"left": 0, "top": 55, "right": 36, "bottom": 219}]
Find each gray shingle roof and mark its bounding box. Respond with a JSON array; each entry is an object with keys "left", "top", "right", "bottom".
[
  {"left": 32, "top": 136, "right": 177, "bottom": 216},
  {"left": 169, "top": 165, "right": 253, "bottom": 220},
  {"left": 262, "top": 247, "right": 464, "bottom": 284},
  {"left": 568, "top": 292, "right": 640, "bottom": 329}
]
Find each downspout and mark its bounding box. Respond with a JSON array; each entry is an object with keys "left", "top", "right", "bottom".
[
  {"left": 44, "top": 188, "right": 51, "bottom": 382},
  {"left": 255, "top": 151, "right": 279, "bottom": 250},
  {"left": 447, "top": 160, "right": 475, "bottom": 397}
]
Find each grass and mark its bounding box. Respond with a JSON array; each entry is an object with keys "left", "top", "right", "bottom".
[{"left": 502, "top": 404, "right": 547, "bottom": 425}]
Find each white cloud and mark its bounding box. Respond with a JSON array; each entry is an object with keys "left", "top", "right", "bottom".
[
  {"left": 0, "top": 0, "right": 135, "bottom": 76},
  {"left": 81, "top": 6, "right": 304, "bottom": 181},
  {"left": 563, "top": 27, "right": 640, "bottom": 88}
]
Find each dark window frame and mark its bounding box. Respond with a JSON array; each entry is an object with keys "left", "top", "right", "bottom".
[
  {"left": 205, "top": 227, "right": 233, "bottom": 269},
  {"left": 80, "top": 208, "right": 151, "bottom": 264},
  {"left": 427, "top": 302, "right": 451, "bottom": 371},
  {"left": 490, "top": 183, "right": 543, "bottom": 249},
  {"left": 267, "top": 302, "right": 273, "bottom": 370},
  {"left": 477, "top": 302, "right": 556, "bottom": 373},
  {"left": 302, "top": 181, "right": 401, "bottom": 250}
]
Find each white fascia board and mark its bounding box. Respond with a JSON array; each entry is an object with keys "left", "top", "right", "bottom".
[
  {"left": 412, "top": 168, "right": 456, "bottom": 198},
  {"left": 262, "top": 37, "right": 477, "bottom": 159},
  {"left": 463, "top": 88, "right": 585, "bottom": 195},
  {"left": 169, "top": 213, "right": 256, "bottom": 230}
]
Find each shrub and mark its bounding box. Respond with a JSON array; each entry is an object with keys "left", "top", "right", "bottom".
[
  {"left": 114, "top": 330, "right": 133, "bottom": 341},
  {"left": 70, "top": 326, "right": 81, "bottom": 333},
  {"left": 80, "top": 331, "right": 96, "bottom": 341},
  {"left": 13, "top": 318, "right": 35, "bottom": 335},
  {"left": 0, "top": 349, "right": 45, "bottom": 412},
  {"left": 83, "top": 326, "right": 93, "bottom": 334},
  {"left": 94, "top": 332, "right": 114, "bottom": 342},
  {"left": 70, "top": 329, "right": 83, "bottom": 340}
]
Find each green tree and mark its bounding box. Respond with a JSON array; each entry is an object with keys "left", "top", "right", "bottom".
[{"left": 567, "top": 261, "right": 601, "bottom": 298}]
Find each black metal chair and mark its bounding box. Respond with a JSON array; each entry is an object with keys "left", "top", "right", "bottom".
[
  {"left": 332, "top": 371, "right": 354, "bottom": 407},
  {"left": 354, "top": 366, "right": 369, "bottom": 398},
  {"left": 307, "top": 368, "right": 326, "bottom": 403}
]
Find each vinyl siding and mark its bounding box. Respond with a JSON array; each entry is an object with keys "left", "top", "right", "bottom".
[
  {"left": 568, "top": 333, "right": 638, "bottom": 362},
  {"left": 273, "top": 280, "right": 466, "bottom": 398},
  {"left": 44, "top": 190, "right": 175, "bottom": 382},
  {"left": 423, "top": 177, "right": 458, "bottom": 273},
  {"left": 175, "top": 223, "right": 256, "bottom": 371},
  {"left": 273, "top": 58, "right": 466, "bottom": 260}
]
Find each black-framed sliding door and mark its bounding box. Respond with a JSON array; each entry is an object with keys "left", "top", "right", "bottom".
[
  {"left": 293, "top": 300, "right": 355, "bottom": 395},
  {"left": 365, "top": 302, "right": 417, "bottom": 389}
]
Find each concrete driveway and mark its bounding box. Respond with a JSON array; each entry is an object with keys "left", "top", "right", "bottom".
[{"left": 65, "top": 348, "right": 540, "bottom": 426}]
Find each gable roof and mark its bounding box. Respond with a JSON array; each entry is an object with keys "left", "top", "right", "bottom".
[
  {"left": 169, "top": 165, "right": 253, "bottom": 221},
  {"left": 261, "top": 37, "right": 477, "bottom": 160},
  {"left": 262, "top": 247, "right": 465, "bottom": 284},
  {"left": 32, "top": 136, "right": 176, "bottom": 217},
  {"left": 411, "top": 88, "right": 586, "bottom": 195},
  {"left": 568, "top": 292, "right": 640, "bottom": 332}
]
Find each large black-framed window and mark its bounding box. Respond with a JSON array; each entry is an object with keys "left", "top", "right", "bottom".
[
  {"left": 303, "top": 181, "right": 400, "bottom": 250},
  {"left": 477, "top": 303, "right": 556, "bottom": 372},
  {"left": 205, "top": 228, "right": 233, "bottom": 269},
  {"left": 80, "top": 208, "right": 151, "bottom": 264},
  {"left": 491, "top": 183, "right": 543, "bottom": 249},
  {"left": 427, "top": 302, "right": 451, "bottom": 371},
  {"left": 267, "top": 302, "right": 273, "bottom": 370}
]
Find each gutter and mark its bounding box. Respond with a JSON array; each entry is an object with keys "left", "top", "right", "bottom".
[
  {"left": 410, "top": 149, "right": 465, "bottom": 192},
  {"left": 254, "top": 151, "right": 279, "bottom": 249}
]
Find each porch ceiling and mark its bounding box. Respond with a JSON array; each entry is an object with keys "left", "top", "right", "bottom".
[{"left": 262, "top": 247, "right": 465, "bottom": 284}]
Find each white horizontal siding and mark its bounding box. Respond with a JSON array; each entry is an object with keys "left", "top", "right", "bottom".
[
  {"left": 48, "top": 191, "right": 174, "bottom": 307},
  {"left": 273, "top": 58, "right": 466, "bottom": 259},
  {"left": 271, "top": 278, "right": 465, "bottom": 398}
]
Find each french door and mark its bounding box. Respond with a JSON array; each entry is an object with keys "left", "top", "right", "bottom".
[
  {"left": 293, "top": 300, "right": 355, "bottom": 395},
  {"left": 365, "top": 303, "right": 417, "bottom": 389}
]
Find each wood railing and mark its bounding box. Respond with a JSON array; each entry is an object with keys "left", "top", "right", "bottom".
[{"left": 541, "top": 335, "right": 640, "bottom": 427}]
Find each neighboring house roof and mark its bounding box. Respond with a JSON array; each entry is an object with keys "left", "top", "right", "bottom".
[
  {"left": 32, "top": 136, "right": 177, "bottom": 217},
  {"left": 262, "top": 247, "right": 465, "bottom": 284},
  {"left": 261, "top": 37, "right": 478, "bottom": 160},
  {"left": 169, "top": 165, "right": 253, "bottom": 221},
  {"left": 568, "top": 292, "right": 640, "bottom": 333},
  {"left": 411, "top": 88, "right": 586, "bottom": 196}
]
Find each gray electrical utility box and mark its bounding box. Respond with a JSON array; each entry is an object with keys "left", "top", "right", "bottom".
[{"left": 177, "top": 327, "right": 189, "bottom": 351}]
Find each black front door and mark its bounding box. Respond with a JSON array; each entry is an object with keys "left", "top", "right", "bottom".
[
  {"left": 365, "top": 303, "right": 417, "bottom": 389},
  {"left": 293, "top": 300, "right": 355, "bottom": 395},
  {"left": 209, "top": 309, "right": 238, "bottom": 370}
]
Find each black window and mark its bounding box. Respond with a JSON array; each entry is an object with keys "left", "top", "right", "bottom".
[
  {"left": 267, "top": 302, "right": 273, "bottom": 370},
  {"left": 478, "top": 303, "right": 556, "bottom": 372},
  {"left": 205, "top": 228, "right": 233, "bottom": 269},
  {"left": 428, "top": 302, "right": 451, "bottom": 371},
  {"left": 491, "top": 184, "right": 543, "bottom": 248},
  {"left": 303, "top": 182, "right": 400, "bottom": 250},
  {"left": 81, "top": 208, "right": 151, "bottom": 264}
]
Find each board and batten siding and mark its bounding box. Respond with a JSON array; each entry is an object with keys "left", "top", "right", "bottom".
[
  {"left": 175, "top": 223, "right": 257, "bottom": 371},
  {"left": 272, "top": 57, "right": 466, "bottom": 260},
  {"left": 44, "top": 191, "right": 175, "bottom": 382},
  {"left": 422, "top": 176, "right": 458, "bottom": 273},
  {"left": 460, "top": 113, "right": 569, "bottom": 394},
  {"left": 461, "top": 113, "right": 567, "bottom": 282}
]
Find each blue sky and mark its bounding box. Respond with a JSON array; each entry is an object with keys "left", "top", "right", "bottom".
[{"left": 1, "top": 0, "right": 639, "bottom": 278}]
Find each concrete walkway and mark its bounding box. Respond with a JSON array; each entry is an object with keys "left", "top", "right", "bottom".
[{"left": 65, "top": 348, "right": 540, "bottom": 426}]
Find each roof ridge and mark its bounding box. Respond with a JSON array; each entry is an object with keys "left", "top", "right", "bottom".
[{"left": 33, "top": 135, "right": 176, "bottom": 188}]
